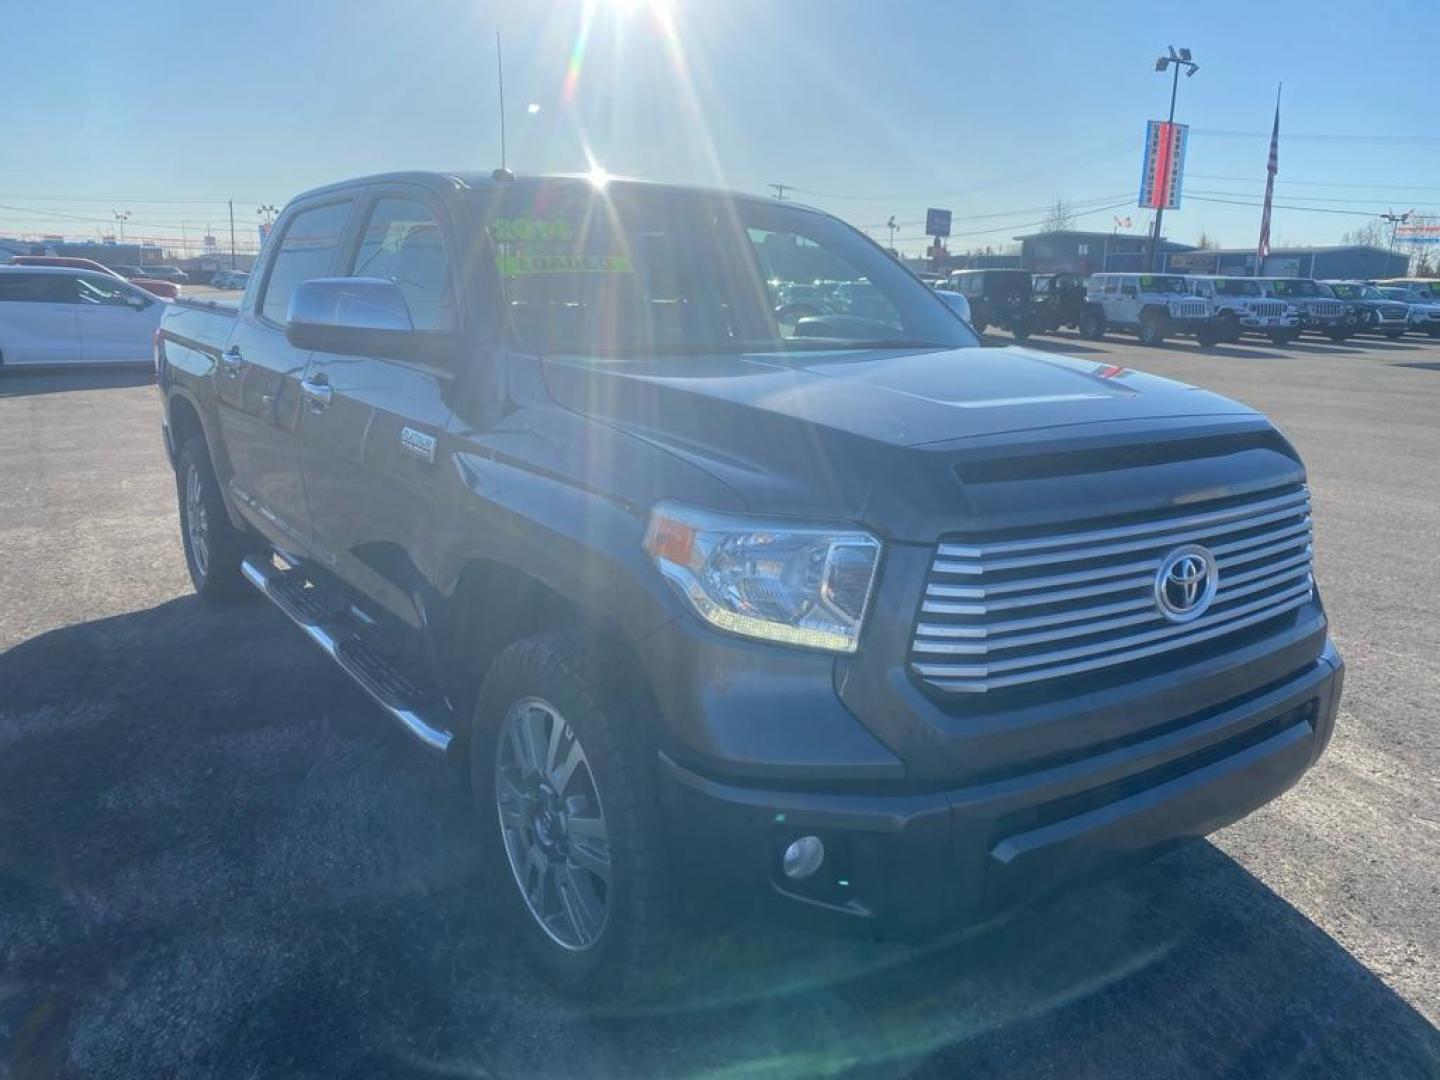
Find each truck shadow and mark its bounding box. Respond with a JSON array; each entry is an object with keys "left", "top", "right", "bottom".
[
  {"left": 0, "top": 365, "right": 154, "bottom": 398},
  {"left": 1, "top": 598, "right": 1435, "bottom": 1079}
]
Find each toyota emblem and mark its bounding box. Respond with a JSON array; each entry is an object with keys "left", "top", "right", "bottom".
[{"left": 1155, "top": 544, "right": 1218, "bottom": 623}]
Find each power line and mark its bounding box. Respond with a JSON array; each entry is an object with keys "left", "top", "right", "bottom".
[
  {"left": 1192, "top": 128, "right": 1440, "bottom": 144},
  {"left": 1186, "top": 195, "right": 1381, "bottom": 218},
  {"left": 1189, "top": 173, "right": 1440, "bottom": 192}
]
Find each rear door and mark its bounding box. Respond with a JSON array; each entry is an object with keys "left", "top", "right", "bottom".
[
  {"left": 0, "top": 272, "right": 85, "bottom": 365},
  {"left": 71, "top": 272, "right": 164, "bottom": 363},
  {"left": 215, "top": 195, "right": 357, "bottom": 553},
  {"left": 297, "top": 187, "right": 463, "bottom": 627}
]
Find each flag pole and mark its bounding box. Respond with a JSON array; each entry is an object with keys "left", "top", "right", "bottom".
[{"left": 1255, "top": 83, "right": 1281, "bottom": 275}]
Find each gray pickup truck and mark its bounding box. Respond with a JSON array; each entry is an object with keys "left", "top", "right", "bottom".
[{"left": 156, "top": 171, "right": 1343, "bottom": 992}]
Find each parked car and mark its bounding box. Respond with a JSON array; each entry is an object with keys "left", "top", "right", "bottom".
[
  {"left": 10, "top": 254, "right": 124, "bottom": 275},
  {"left": 1378, "top": 278, "right": 1440, "bottom": 301},
  {"left": 828, "top": 279, "right": 893, "bottom": 322},
  {"left": 1030, "top": 272, "right": 1091, "bottom": 335},
  {"left": 1323, "top": 281, "right": 1411, "bottom": 339},
  {"left": 210, "top": 270, "right": 250, "bottom": 290},
  {"left": 944, "top": 268, "right": 1035, "bottom": 339},
  {"left": 1378, "top": 286, "right": 1440, "bottom": 337},
  {"left": 156, "top": 172, "right": 1341, "bottom": 993},
  {"left": 103, "top": 262, "right": 182, "bottom": 300},
  {"left": 932, "top": 287, "right": 971, "bottom": 324},
  {"left": 0, "top": 265, "right": 163, "bottom": 366},
  {"left": 1184, "top": 276, "right": 1300, "bottom": 345},
  {"left": 1086, "top": 273, "right": 1219, "bottom": 346},
  {"left": 1255, "top": 278, "right": 1356, "bottom": 342},
  {"left": 140, "top": 265, "right": 190, "bottom": 284}
]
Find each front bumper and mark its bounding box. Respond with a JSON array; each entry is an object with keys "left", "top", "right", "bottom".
[
  {"left": 660, "top": 640, "right": 1343, "bottom": 936},
  {"left": 1239, "top": 315, "right": 1299, "bottom": 329}
]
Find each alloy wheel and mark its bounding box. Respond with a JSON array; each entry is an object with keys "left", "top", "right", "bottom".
[
  {"left": 185, "top": 463, "right": 210, "bottom": 578},
  {"left": 495, "top": 696, "right": 612, "bottom": 951}
]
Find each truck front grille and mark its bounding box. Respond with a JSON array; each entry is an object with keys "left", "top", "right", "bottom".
[
  {"left": 1380, "top": 304, "right": 1409, "bottom": 320},
  {"left": 1310, "top": 299, "right": 1345, "bottom": 317},
  {"left": 1168, "top": 298, "right": 1209, "bottom": 320},
  {"left": 911, "top": 487, "right": 1314, "bottom": 693},
  {"left": 1250, "top": 300, "right": 1286, "bottom": 318}
]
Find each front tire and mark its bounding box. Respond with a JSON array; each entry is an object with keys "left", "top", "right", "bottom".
[
  {"left": 1138, "top": 311, "right": 1168, "bottom": 347},
  {"left": 1079, "top": 309, "right": 1106, "bottom": 340},
  {"left": 1268, "top": 329, "right": 1300, "bottom": 345},
  {"left": 1384, "top": 329, "right": 1405, "bottom": 340},
  {"left": 471, "top": 632, "right": 675, "bottom": 994},
  {"left": 175, "top": 436, "right": 250, "bottom": 601}
]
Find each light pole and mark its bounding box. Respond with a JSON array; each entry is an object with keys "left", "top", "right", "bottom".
[
  {"left": 1146, "top": 46, "right": 1198, "bottom": 272},
  {"left": 113, "top": 209, "right": 131, "bottom": 246},
  {"left": 257, "top": 204, "right": 278, "bottom": 228},
  {"left": 1382, "top": 210, "right": 1412, "bottom": 271},
  {"left": 887, "top": 215, "right": 897, "bottom": 253}
]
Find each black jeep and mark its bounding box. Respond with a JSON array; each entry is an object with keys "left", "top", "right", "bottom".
[
  {"left": 1031, "top": 272, "right": 1090, "bottom": 334},
  {"left": 945, "top": 268, "right": 1035, "bottom": 340}
]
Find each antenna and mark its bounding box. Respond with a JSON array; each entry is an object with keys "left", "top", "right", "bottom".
[{"left": 496, "top": 29, "right": 509, "bottom": 176}]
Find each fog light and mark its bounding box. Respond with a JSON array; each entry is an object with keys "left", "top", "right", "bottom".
[{"left": 782, "top": 835, "right": 825, "bottom": 880}]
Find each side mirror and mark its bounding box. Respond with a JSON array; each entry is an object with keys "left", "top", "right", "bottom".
[{"left": 285, "top": 277, "right": 437, "bottom": 362}]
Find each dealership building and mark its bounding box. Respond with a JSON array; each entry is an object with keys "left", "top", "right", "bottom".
[{"left": 1014, "top": 230, "right": 1410, "bottom": 280}]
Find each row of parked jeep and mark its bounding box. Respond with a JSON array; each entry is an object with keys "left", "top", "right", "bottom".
[{"left": 937, "top": 269, "right": 1440, "bottom": 348}]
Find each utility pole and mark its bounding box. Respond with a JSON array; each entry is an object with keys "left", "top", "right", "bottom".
[
  {"left": 1382, "top": 210, "right": 1412, "bottom": 270},
  {"left": 1146, "top": 47, "right": 1198, "bottom": 272},
  {"left": 768, "top": 183, "right": 791, "bottom": 201},
  {"left": 113, "top": 209, "right": 130, "bottom": 245},
  {"left": 887, "top": 215, "right": 898, "bottom": 252},
  {"left": 496, "top": 29, "right": 508, "bottom": 174},
  {"left": 228, "top": 199, "right": 237, "bottom": 269}
]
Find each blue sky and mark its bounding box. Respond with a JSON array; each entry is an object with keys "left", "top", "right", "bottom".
[{"left": 4, "top": 0, "right": 1437, "bottom": 255}]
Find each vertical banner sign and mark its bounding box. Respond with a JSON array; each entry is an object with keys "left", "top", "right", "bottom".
[{"left": 1138, "top": 120, "right": 1189, "bottom": 210}]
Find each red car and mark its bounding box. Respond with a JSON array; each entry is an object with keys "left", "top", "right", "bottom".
[{"left": 8, "top": 255, "right": 180, "bottom": 300}]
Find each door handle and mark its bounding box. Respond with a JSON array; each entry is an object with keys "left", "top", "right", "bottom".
[
  {"left": 300, "top": 375, "right": 332, "bottom": 412},
  {"left": 220, "top": 346, "right": 244, "bottom": 376}
]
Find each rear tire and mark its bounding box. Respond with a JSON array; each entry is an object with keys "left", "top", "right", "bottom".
[
  {"left": 1326, "top": 329, "right": 1349, "bottom": 343},
  {"left": 175, "top": 436, "right": 251, "bottom": 602},
  {"left": 1268, "top": 329, "right": 1299, "bottom": 346},
  {"left": 1384, "top": 329, "right": 1405, "bottom": 340},
  {"left": 1079, "top": 310, "right": 1106, "bottom": 340},
  {"left": 1196, "top": 327, "right": 1221, "bottom": 348},
  {"left": 1010, "top": 321, "right": 1032, "bottom": 342},
  {"left": 471, "top": 631, "right": 676, "bottom": 995}
]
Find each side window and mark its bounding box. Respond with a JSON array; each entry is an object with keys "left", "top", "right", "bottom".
[
  {"left": 1104, "top": 277, "right": 1118, "bottom": 296},
  {"left": 75, "top": 273, "right": 137, "bottom": 305},
  {"left": 1121, "top": 278, "right": 1138, "bottom": 298},
  {"left": 260, "top": 199, "right": 354, "bottom": 324},
  {"left": 348, "top": 197, "right": 456, "bottom": 332},
  {"left": 0, "top": 273, "right": 47, "bottom": 301}
]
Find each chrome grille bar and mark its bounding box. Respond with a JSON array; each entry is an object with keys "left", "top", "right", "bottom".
[{"left": 911, "top": 487, "right": 1315, "bottom": 693}]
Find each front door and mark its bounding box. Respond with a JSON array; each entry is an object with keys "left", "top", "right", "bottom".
[
  {"left": 298, "top": 190, "right": 461, "bottom": 628},
  {"left": 71, "top": 272, "right": 163, "bottom": 363},
  {"left": 215, "top": 196, "right": 357, "bottom": 553}
]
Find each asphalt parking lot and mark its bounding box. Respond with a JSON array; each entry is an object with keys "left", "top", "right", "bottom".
[{"left": 1, "top": 332, "right": 1437, "bottom": 1079}]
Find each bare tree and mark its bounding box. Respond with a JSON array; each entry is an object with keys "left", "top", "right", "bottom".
[
  {"left": 1340, "top": 218, "right": 1388, "bottom": 249},
  {"left": 1195, "top": 230, "right": 1217, "bottom": 250},
  {"left": 1040, "top": 197, "right": 1076, "bottom": 233}
]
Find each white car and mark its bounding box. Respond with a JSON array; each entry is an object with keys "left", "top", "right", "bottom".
[
  {"left": 0, "top": 266, "right": 165, "bottom": 367},
  {"left": 1184, "top": 275, "right": 1300, "bottom": 345},
  {"left": 1086, "top": 272, "right": 1218, "bottom": 346},
  {"left": 933, "top": 288, "right": 972, "bottom": 324}
]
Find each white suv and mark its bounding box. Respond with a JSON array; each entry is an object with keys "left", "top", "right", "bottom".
[
  {"left": 1186, "top": 276, "right": 1300, "bottom": 345},
  {"left": 1086, "top": 273, "right": 1218, "bottom": 346}
]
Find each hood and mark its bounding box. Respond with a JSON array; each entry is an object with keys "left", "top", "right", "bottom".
[
  {"left": 541, "top": 345, "right": 1265, "bottom": 527},
  {"left": 544, "top": 344, "right": 1252, "bottom": 446}
]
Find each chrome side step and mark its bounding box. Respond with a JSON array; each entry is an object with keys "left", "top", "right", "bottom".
[{"left": 241, "top": 555, "right": 453, "bottom": 753}]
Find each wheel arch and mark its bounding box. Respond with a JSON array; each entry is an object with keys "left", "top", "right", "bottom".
[{"left": 165, "top": 386, "right": 247, "bottom": 530}]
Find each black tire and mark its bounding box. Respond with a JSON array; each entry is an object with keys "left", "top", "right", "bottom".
[
  {"left": 471, "top": 631, "right": 675, "bottom": 995},
  {"left": 1427, "top": 327, "right": 1440, "bottom": 339},
  {"left": 175, "top": 436, "right": 250, "bottom": 601},
  {"left": 1079, "top": 309, "right": 1106, "bottom": 340},
  {"left": 1216, "top": 312, "right": 1241, "bottom": 343},
  {"left": 1195, "top": 327, "right": 1221, "bottom": 348},
  {"left": 1010, "top": 321, "right": 1032, "bottom": 342},
  {"left": 1268, "top": 329, "right": 1299, "bottom": 346},
  {"left": 1384, "top": 329, "right": 1405, "bottom": 340},
  {"left": 1138, "top": 311, "right": 1167, "bottom": 347},
  {"left": 1326, "top": 329, "right": 1349, "bottom": 343}
]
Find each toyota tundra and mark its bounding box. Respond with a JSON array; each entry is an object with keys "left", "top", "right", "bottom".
[{"left": 155, "top": 171, "right": 1343, "bottom": 992}]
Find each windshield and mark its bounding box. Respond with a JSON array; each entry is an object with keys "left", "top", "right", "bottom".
[
  {"left": 1269, "top": 279, "right": 1321, "bottom": 297},
  {"left": 1213, "top": 279, "right": 1262, "bottom": 296},
  {"left": 478, "top": 185, "right": 977, "bottom": 356}
]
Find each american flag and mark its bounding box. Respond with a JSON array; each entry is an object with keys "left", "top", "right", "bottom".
[{"left": 1257, "top": 88, "right": 1280, "bottom": 263}]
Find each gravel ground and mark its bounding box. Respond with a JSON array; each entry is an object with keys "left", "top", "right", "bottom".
[{"left": 1, "top": 335, "right": 1437, "bottom": 1079}]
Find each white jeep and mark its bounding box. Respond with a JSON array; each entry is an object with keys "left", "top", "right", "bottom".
[
  {"left": 1186, "top": 275, "right": 1301, "bottom": 345},
  {"left": 1085, "top": 273, "right": 1219, "bottom": 347}
]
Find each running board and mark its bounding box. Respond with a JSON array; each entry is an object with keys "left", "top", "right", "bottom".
[{"left": 240, "top": 556, "right": 453, "bottom": 753}]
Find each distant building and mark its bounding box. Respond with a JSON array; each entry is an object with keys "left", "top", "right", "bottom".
[
  {"left": 1014, "top": 230, "right": 1196, "bottom": 274},
  {"left": 1163, "top": 245, "right": 1409, "bottom": 280}
]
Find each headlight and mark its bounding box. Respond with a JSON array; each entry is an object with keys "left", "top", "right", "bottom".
[{"left": 643, "top": 503, "right": 881, "bottom": 653}]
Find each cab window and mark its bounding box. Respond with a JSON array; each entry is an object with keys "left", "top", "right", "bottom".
[
  {"left": 260, "top": 199, "right": 354, "bottom": 324},
  {"left": 348, "top": 197, "right": 457, "bottom": 332}
]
